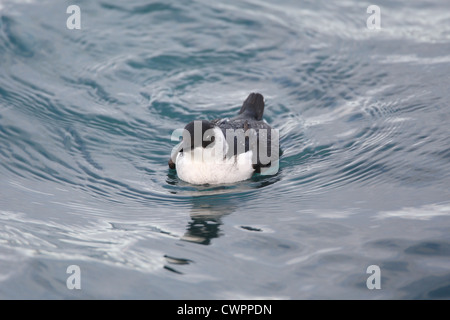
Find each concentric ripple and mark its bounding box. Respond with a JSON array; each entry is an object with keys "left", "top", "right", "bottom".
[{"left": 1, "top": 0, "right": 449, "bottom": 299}]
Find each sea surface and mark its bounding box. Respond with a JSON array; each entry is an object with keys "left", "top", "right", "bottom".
[{"left": 0, "top": 0, "right": 449, "bottom": 299}]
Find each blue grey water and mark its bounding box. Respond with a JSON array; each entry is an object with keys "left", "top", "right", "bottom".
[{"left": 0, "top": 0, "right": 449, "bottom": 299}]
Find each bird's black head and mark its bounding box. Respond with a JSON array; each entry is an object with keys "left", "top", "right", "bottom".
[{"left": 182, "top": 120, "right": 216, "bottom": 151}]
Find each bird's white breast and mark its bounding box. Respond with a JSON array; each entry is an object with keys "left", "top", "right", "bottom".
[{"left": 175, "top": 127, "right": 254, "bottom": 184}]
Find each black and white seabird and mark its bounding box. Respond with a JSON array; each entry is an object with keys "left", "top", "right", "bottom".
[{"left": 169, "top": 93, "right": 277, "bottom": 184}]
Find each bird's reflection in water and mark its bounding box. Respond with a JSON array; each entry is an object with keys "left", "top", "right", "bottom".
[
  {"left": 163, "top": 194, "right": 239, "bottom": 273},
  {"left": 181, "top": 195, "right": 238, "bottom": 245},
  {"left": 163, "top": 174, "right": 281, "bottom": 273},
  {"left": 166, "top": 166, "right": 282, "bottom": 246}
]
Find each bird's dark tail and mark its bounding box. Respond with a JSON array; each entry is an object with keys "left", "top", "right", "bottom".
[{"left": 238, "top": 93, "right": 265, "bottom": 120}]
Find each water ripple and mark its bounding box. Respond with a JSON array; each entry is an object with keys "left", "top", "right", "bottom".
[{"left": 1, "top": 0, "right": 449, "bottom": 299}]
